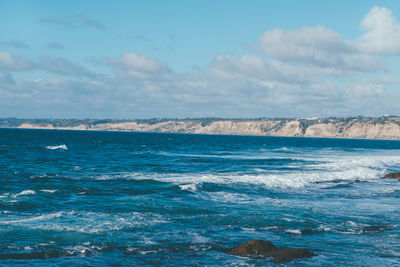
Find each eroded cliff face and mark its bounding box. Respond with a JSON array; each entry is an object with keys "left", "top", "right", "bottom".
[
  {"left": 304, "top": 123, "right": 339, "bottom": 137},
  {"left": 268, "top": 121, "right": 304, "bottom": 137},
  {"left": 341, "top": 122, "right": 400, "bottom": 139},
  {"left": 195, "top": 120, "right": 280, "bottom": 135},
  {"left": 14, "top": 117, "right": 400, "bottom": 140}
]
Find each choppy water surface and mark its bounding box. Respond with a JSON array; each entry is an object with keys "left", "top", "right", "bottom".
[{"left": 1, "top": 128, "right": 400, "bottom": 266}]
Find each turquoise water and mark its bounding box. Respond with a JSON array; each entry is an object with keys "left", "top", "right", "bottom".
[{"left": 1, "top": 129, "right": 400, "bottom": 266}]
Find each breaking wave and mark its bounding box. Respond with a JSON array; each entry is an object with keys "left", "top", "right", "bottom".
[
  {"left": 13, "top": 190, "right": 36, "bottom": 198},
  {"left": 92, "top": 153, "right": 400, "bottom": 188},
  {"left": 45, "top": 144, "right": 68, "bottom": 150}
]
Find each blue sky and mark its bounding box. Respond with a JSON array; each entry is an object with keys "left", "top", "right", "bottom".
[{"left": 1, "top": 0, "right": 400, "bottom": 118}]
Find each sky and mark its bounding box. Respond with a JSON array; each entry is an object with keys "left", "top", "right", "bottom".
[{"left": 1, "top": 0, "right": 400, "bottom": 119}]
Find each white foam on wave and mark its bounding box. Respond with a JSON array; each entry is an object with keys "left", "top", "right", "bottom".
[
  {"left": 205, "top": 191, "right": 256, "bottom": 204},
  {"left": 94, "top": 172, "right": 140, "bottom": 180},
  {"left": 189, "top": 232, "right": 210, "bottom": 243},
  {"left": 45, "top": 144, "right": 68, "bottom": 150},
  {"left": 64, "top": 245, "right": 92, "bottom": 256},
  {"left": 89, "top": 151, "right": 400, "bottom": 189},
  {"left": 0, "top": 211, "right": 63, "bottom": 224},
  {"left": 285, "top": 229, "right": 302, "bottom": 235},
  {"left": 179, "top": 184, "right": 198, "bottom": 191},
  {"left": 13, "top": 190, "right": 36, "bottom": 198},
  {"left": 0, "top": 193, "right": 10, "bottom": 199},
  {"left": 0, "top": 210, "right": 168, "bottom": 234},
  {"left": 140, "top": 237, "right": 157, "bottom": 245},
  {"left": 271, "top": 146, "right": 291, "bottom": 152},
  {"left": 242, "top": 227, "right": 257, "bottom": 232},
  {"left": 159, "top": 151, "right": 293, "bottom": 160}
]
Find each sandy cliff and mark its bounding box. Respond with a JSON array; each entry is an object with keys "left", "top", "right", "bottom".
[{"left": 11, "top": 117, "right": 400, "bottom": 140}]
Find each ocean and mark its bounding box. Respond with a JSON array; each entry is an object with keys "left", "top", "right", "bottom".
[{"left": 1, "top": 128, "right": 400, "bottom": 266}]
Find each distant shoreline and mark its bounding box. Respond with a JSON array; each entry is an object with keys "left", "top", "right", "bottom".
[{"left": 2, "top": 116, "right": 400, "bottom": 140}]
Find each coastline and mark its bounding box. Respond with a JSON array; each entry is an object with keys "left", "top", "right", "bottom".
[{"left": 0, "top": 117, "right": 400, "bottom": 140}]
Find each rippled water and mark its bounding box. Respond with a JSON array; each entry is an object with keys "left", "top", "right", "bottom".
[{"left": 1, "top": 129, "right": 400, "bottom": 266}]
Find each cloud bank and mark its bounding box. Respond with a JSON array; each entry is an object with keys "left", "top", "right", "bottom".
[{"left": 1, "top": 6, "right": 400, "bottom": 118}]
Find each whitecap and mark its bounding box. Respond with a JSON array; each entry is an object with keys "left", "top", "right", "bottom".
[
  {"left": 0, "top": 211, "right": 63, "bottom": 224},
  {"left": 285, "top": 229, "right": 302, "bottom": 235},
  {"left": 346, "top": 221, "right": 361, "bottom": 227},
  {"left": 139, "top": 250, "right": 158, "bottom": 255},
  {"left": 0, "top": 193, "right": 10, "bottom": 199},
  {"left": 64, "top": 245, "right": 91, "bottom": 256},
  {"left": 13, "top": 190, "right": 36, "bottom": 198},
  {"left": 45, "top": 144, "right": 68, "bottom": 150},
  {"left": 205, "top": 191, "right": 254, "bottom": 204},
  {"left": 283, "top": 218, "right": 294, "bottom": 222},
  {"left": 162, "top": 154, "right": 400, "bottom": 188},
  {"left": 179, "top": 184, "right": 198, "bottom": 191},
  {"left": 190, "top": 232, "right": 210, "bottom": 243},
  {"left": 85, "top": 152, "right": 400, "bottom": 189},
  {"left": 242, "top": 227, "right": 256, "bottom": 232},
  {"left": 140, "top": 237, "right": 156, "bottom": 245},
  {"left": 0, "top": 210, "right": 168, "bottom": 235}
]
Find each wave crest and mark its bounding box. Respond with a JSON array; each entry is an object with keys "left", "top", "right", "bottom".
[{"left": 45, "top": 144, "right": 68, "bottom": 150}]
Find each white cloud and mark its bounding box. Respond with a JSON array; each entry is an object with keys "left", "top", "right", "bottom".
[
  {"left": 38, "top": 56, "right": 97, "bottom": 78},
  {"left": 0, "top": 51, "right": 34, "bottom": 71},
  {"left": 107, "top": 52, "right": 170, "bottom": 80},
  {"left": 257, "top": 26, "right": 383, "bottom": 73},
  {"left": 259, "top": 26, "right": 346, "bottom": 60},
  {"left": 358, "top": 6, "right": 400, "bottom": 54},
  {"left": 0, "top": 51, "right": 96, "bottom": 78}
]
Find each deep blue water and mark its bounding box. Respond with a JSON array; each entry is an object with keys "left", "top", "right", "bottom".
[{"left": 1, "top": 128, "right": 400, "bottom": 266}]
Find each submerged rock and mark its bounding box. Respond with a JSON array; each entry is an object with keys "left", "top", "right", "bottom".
[
  {"left": 219, "top": 239, "right": 315, "bottom": 263},
  {"left": 300, "top": 229, "right": 320, "bottom": 235},
  {"left": 272, "top": 247, "right": 315, "bottom": 263},
  {"left": 383, "top": 172, "right": 400, "bottom": 179},
  {"left": 228, "top": 239, "right": 277, "bottom": 257}
]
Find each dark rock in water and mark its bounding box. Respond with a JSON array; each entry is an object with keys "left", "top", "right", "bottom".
[
  {"left": 228, "top": 239, "right": 277, "bottom": 257},
  {"left": 300, "top": 229, "right": 319, "bottom": 235},
  {"left": 0, "top": 247, "right": 105, "bottom": 260},
  {"left": 272, "top": 248, "right": 316, "bottom": 263},
  {"left": 383, "top": 172, "right": 400, "bottom": 179},
  {"left": 361, "top": 225, "right": 394, "bottom": 234},
  {"left": 219, "top": 239, "right": 315, "bottom": 263}
]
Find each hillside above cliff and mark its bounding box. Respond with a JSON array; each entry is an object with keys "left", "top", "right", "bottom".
[{"left": 2, "top": 116, "right": 400, "bottom": 140}]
